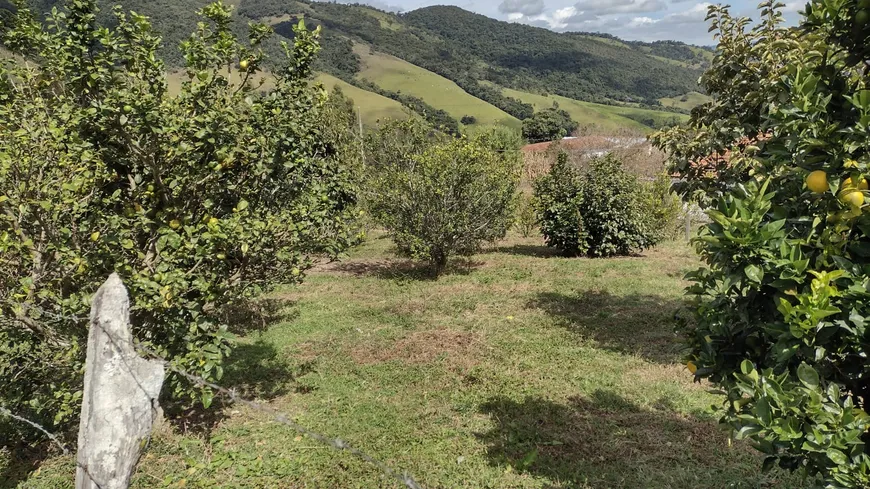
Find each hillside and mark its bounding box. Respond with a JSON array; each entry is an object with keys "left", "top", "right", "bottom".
[
  {"left": 6, "top": 0, "right": 709, "bottom": 132},
  {"left": 354, "top": 45, "right": 521, "bottom": 129},
  {"left": 502, "top": 87, "right": 689, "bottom": 134}
]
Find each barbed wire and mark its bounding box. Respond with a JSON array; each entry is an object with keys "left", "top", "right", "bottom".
[{"left": 0, "top": 303, "right": 424, "bottom": 489}]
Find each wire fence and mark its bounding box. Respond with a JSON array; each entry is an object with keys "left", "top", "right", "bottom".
[{"left": 0, "top": 303, "right": 425, "bottom": 489}]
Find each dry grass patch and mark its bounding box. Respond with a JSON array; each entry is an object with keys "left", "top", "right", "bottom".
[{"left": 350, "top": 329, "right": 481, "bottom": 368}]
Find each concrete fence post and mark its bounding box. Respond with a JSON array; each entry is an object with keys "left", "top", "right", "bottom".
[{"left": 76, "top": 273, "right": 165, "bottom": 489}]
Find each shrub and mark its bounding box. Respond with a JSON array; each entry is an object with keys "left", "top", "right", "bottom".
[
  {"left": 366, "top": 120, "right": 521, "bottom": 276},
  {"left": 0, "top": 0, "right": 359, "bottom": 439},
  {"left": 577, "top": 154, "right": 661, "bottom": 257},
  {"left": 533, "top": 153, "right": 586, "bottom": 255},
  {"left": 461, "top": 115, "right": 477, "bottom": 125},
  {"left": 534, "top": 153, "right": 663, "bottom": 257},
  {"left": 651, "top": 1, "right": 870, "bottom": 485},
  {"left": 515, "top": 195, "right": 538, "bottom": 238},
  {"left": 522, "top": 108, "right": 578, "bottom": 143}
]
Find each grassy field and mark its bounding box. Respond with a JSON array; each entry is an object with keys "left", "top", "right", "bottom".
[
  {"left": 501, "top": 87, "right": 688, "bottom": 134},
  {"left": 9, "top": 232, "right": 806, "bottom": 489},
  {"left": 355, "top": 45, "right": 522, "bottom": 130},
  {"left": 659, "top": 91, "right": 712, "bottom": 111},
  {"left": 316, "top": 73, "right": 409, "bottom": 126}
]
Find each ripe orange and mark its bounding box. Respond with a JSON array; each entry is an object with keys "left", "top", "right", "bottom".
[
  {"left": 806, "top": 170, "right": 829, "bottom": 193},
  {"left": 239, "top": 59, "right": 249, "bottom": 70},
  {"left": 844, "top": 176, "right": 869, "bottom": 190},
  {"left": 841, "top": 190, "right": 866, "bottom": 208}
]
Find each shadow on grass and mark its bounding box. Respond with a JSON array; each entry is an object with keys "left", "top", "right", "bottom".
[
  {"left": 220, "top": 298, "right": 298, "bottom": 336},
  {"left": 527, "top": 291, "right": 685, "bottom": 364},
  {"left": 490, "top": 244, "right": 562, "bottom": 258},
  {"left": 165, "top": 339, "right": 315, "bottom": 436},
  {"left": 477, "top": 391, "right": 754, "bottom": 488},
  {"left": 331, "top": 258, "right": 483, "bottom": 281},
  {"left": 0, "top": 443, "right": 58, "bottom": 489}
]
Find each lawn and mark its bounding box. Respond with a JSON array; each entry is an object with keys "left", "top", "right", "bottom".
[
  {"left": 8, "top": 231, "right": 805, "bottom": 489},
  {"left": 501, "top": 87, "right": 689, "bottom": 134},
  {"left": 354, "top": 45, "right": 522, "bottom": 130}
]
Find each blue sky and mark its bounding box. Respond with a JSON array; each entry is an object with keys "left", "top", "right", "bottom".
[{"left": 334, "top": 0, "right": 804, "bottom": 45}]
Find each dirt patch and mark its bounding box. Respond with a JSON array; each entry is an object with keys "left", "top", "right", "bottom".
[{"left": 350, "top": 329, "right": 480, "bottom": 368}]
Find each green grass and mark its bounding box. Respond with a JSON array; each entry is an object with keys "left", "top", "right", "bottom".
[
  {"left": 316, "top": 73, "right": 409, "bottom": 126},
  {"left": 355, "top": 45, "right": 521, "bottom": 130},
  {"left": 8, "top": 232, "right": 808, "bottom": 489},
  {"left": 501, "top": 87, "right": 688, "bottom": 133},
  {"left": 659, "top": 91, "right": 712, "bottom": 111}
]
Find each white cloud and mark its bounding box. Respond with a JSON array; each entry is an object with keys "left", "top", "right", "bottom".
[
  {"left": 573, "top": 0, "right": 667, "bottom": 14},
  {"left": 498, "top": 0, "right": 547, "bottom": 16}
]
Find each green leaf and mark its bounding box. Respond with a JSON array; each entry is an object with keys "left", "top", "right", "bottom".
[
  {"left": 797, "top": 363, "right": 819, "bottom": 389},
  {"left": 744, "top": 264, "right": 764, "bottom": 283}
]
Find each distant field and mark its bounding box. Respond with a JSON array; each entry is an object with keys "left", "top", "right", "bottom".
[
  {"left": 501, "top": 87, "right": 688, "bottom": 134},
  {"left": 354, "top": 45, "right": 521, "bottom": 130},
  {"left": 316, "top": 73, "right": 409, "bottom": 126},
  {"left": 659, "top": 91, "right": 711, "bottom": 111}
]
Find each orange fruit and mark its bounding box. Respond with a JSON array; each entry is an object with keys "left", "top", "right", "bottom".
[
  {"left": 239, "top": 59, "right": 249, "bottom": 70},
  {"left": 844, "top": 176, "right": 869, "bottom": 190},
  {"left": 687, "top": 361, "right": 698, "bottom": 375},
  {"left": 841, "top": 190, "right": 865, "bottom": 208},
  {"left": 806, "top": 170, "right": 829, "bottom": 193}
]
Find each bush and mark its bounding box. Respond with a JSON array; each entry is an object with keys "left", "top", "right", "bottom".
[
  {"left": 366, "top": 120, "right": 521, "bottom": 276},
  {"left": 534, "top": 153, "right": 663, "bottom": 257},
  {"left": 522, "top": 108, "right": 578, "bottom": 143},
  {"left": 533, "top": 153, "right": 586, "bottom": 255},
  {"left": 651, "top": 1, "right": 870, "bottom": 485},
  {"left": 515, "top": 195, "right": 538, "bottom": 238},
  {"left": 461, "top": 115, "right": 477, "bottom": 125},
  {"left": 0, "top": 0, "right": 359, "bottom": 439}
]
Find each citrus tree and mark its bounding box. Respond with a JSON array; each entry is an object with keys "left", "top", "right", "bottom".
[
  {"left": 0, "top": 0, "right": 360, "bottom": 438},
  {"left": 652, "top": 1, "right": 870, "bottom": 485},
  {"left": 365, "top": 120, "right": 521, "bottom": 276},
  {"left": 534, "top": 152, "right": 667, "bottom": 257}
]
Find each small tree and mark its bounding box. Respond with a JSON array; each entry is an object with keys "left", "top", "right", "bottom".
[
  {"left": 533, "top": 153, "right": 586, "bottom": 255},
  {"left": 652, "top": 1, "right": 870, "bottom": 485},
  {"left": 534, "top": 153, "right": 663, "bottom": 256},
  {"left": 366, "top": 120, "right": 521, "bottom": 276},
  {"left": 461, "top": 115, "right": 477, "bottom": 125},
  {"left": 522, "top": 108, "right": 578, "bottom": 143},
  {"left": 0, "top": 0, "right": 359, "bottom": 437}
]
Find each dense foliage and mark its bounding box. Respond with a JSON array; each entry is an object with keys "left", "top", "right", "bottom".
[
  {"left": 365, "top": 120, "right": 521, "bottom": 275},
  {"left": 0, "top": 0, "right": 359, "bottom": 439},
  {"left": 652, "top": 1, "right": 870, "bottom": 485},
  {"left": 522, "top": 108, "right": 579, "bottom": 143},
  {"left": 534, "top": 153, "right": 664, "bottom": 257}
]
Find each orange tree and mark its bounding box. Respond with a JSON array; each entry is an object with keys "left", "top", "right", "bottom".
[
  {"left": 652, "top": 1, "right": 870, "bottom": 485},
  {"left": 0, "top": 0, "right": 360, "bottom": 439}
]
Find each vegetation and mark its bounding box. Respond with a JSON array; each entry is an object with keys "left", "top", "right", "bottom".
[
  {"left": 7, "top": 231, "right": 809, "bottom": 489},
  {"left": 315, "top": 73, "right": 408, "bottom": 126},
  {"left": 652, "top": 1, "right": 870, "bottom": 485},
  {"left": 522, "top": 108, "right": 578, "bottom": 144},
  {"left": 0, "top": 0, "right": 359, "bottom": 438},
  {"left": 365, "top": 120, "right": 521, "bottom": 276},
  {"left": 534, "top": 153, "right": 666, "bottom": 257}
]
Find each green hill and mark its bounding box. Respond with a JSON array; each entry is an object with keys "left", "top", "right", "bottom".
[
  {"left": 354, "top": 45, "right": 520, "bottom": 129},
  {"left": 316, "top": 72, "right": 408, "bottom": 126},
  {"left": 501, "top": 87, "right": 689, "bottom": 134},
  {"left": 9, "top": 0, "right": 709, "bottom": 132},
  {"left": 659, "top": 91, "right": 712, "bottom": 111}
]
